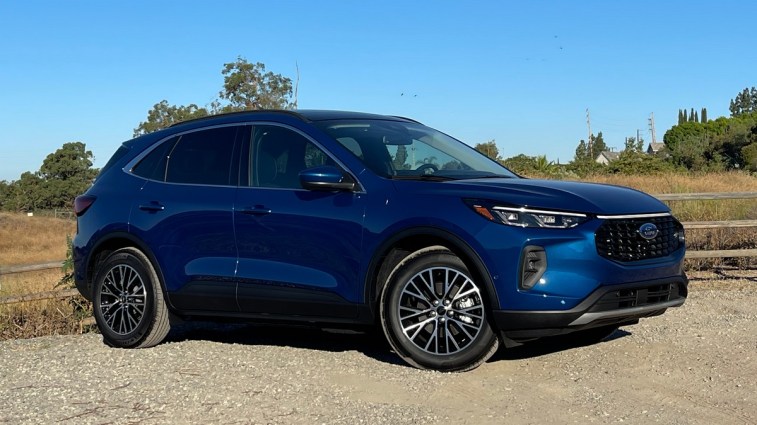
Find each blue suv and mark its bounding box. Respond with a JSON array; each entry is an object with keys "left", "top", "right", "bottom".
[{"left": 73, "top": 110, "right": 687, "bottom": 371}]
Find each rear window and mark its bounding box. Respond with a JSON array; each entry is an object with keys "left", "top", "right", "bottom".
[{"left": 96, "top": 145, "right": 130, "bottom": 179}]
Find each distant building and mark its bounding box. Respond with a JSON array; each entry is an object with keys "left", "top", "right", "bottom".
[
  {"left": 595, "top": 150, "right": 620, "bottom": 165},
  {"left": 647, "top": 142, "right": 665, "bottom": 155}
]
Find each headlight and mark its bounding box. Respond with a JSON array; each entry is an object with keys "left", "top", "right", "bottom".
[{"left": 467, "top": 200, "right": 588, "bottom": 229}]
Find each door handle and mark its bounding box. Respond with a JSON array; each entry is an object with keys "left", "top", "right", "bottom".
[
  {"left": 138, "top": 202, "right": 165, "bottom": 212},
  {"left": 241, "top": 206, "right": 272, "bottom": 215}
]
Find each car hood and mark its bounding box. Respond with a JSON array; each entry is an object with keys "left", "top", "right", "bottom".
[{"left": 407, "top": 178, "right": 669, "bottom": 215}]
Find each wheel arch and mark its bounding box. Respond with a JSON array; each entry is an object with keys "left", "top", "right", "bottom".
[
  {"left": 365, "top": 226, "right": 500, "bottom": 318},
  {"left": 84, "top": 232, "right": 168, "bottom": 303}
]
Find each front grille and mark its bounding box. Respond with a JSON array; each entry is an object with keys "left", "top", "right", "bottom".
[{"left": 595, "top": 215, "right": 683, "bottom": 262}]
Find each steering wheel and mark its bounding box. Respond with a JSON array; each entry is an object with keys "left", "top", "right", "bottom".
[{"left": 416, "top": 163, "right": 439, "bottom": 174}]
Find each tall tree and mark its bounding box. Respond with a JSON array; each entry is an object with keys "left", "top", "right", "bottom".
[
  {"left": 134, "top": 101, "right": 209, "bottom": 137},
  {"left": 474, "top": 140, "right": 500, "bottom": 160},
  {"left": 135, "top": 57, "right": 294, "bottom": 135},
  {"left": 701, "top": 107, "right": 708, "bottom": 123},
  {"left": 0, "top": 180, "right": 9, "bottom": 210},
  {"left": 591, "top": 132, "right": 608, "bottom": 156},
  {"left": 6, "top": 172, "right": 44, "bottom": 212},
  {"left": 215, "top": 57, "right": 294, "bottom": 112},
  {"left": 678, "top": 109, "right": 684, "bottom": 125},
  {"left": 683, "top": 109, "right": 688, "bottom": 122},
  {"left": 690, "top": 108, "right": 696, "bottom": 122},
  {"left": 574, "top": 139, "right": 589, "bottom": 161},
  {"left": 730, "top": 87, "right": 757, "bottom": 117},
  {"left": 38, "top": 142, "right": 99, "bottom": 209},
  {"left": 694, "top": 110, "right": 699, "bottom": 123}
]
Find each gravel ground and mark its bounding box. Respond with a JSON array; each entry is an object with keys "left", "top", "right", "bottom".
[{"left": 1, "top": 269, "right": 755, "bottom": 424}]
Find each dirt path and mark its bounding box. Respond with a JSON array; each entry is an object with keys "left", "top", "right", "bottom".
[{"left": 1, "top": 270, "right": 755, "bottom": 424}]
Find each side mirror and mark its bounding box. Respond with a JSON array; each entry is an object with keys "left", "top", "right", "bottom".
[{"left": 299, "top": 166, "right": 356, "bottom": 191}]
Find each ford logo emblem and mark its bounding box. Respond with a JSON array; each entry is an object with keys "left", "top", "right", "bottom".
[{"left": 638, "top": 223, "right": 659, "bottom": 240}]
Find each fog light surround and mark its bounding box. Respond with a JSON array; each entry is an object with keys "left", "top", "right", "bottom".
[{"left": 520, "top": 246, "right": 547, "bottom": 290}]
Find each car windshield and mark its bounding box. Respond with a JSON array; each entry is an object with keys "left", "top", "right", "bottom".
[{"left": 314, "top": 119, "right": 517, "bottom": 180}]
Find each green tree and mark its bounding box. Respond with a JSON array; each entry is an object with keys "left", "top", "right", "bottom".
[
  {"left": 5, "top": 172, "right": 44, "bottom": 212},
  {"left": 502, "top": 154, "right": 538, "bottom": 175},
  {"left": 683, "top": 109, "right": 688, "bottom": 122},
  {"left": 663, "top": 121, "right": 709, "bottom": 170},
  {"left": 38, "top": 142, "right": 99, "bottom": 209},
  {"left": 742, "top": 142, "right": 757, "bottom": 172},
  {"left": 678, "top": 109, "right": 685, "bottom": 125},
  {"left": 134, "top": 100, "right": 209, "bottom": 137},
  {"left": 701, "top": 107, "right": 708, "bottom": 123},
  {"left": 2, "top": 142, "right": 98, "bottom": 211},
  {"left": 0, "top": 180, "right": 11, "bottom": 210},
  {"left": 730, "top": 87, "right": 757, "bottom": 117},
  {"left": 574, "top": 139, "right": 589, "bottom": 161},
  {"left": 474, "top": 140, "right": 500, "bottom": 161},
  {"left": 589, "top": 132, "right": 608, "bottom": 158},
  {"left": 135, "top": 57, "right": 294, "bottom": 135},
  {"left": 215, "top": 57, "right": 294, "bottom": 112}
]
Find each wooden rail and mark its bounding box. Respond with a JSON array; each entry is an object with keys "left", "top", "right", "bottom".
[
  {"left": 655, "top": 191, "right": 757, "bottom": 259},
  {"left": 653, "top": 192, "right": 757, "bottom": 201},
  {"left": 0, "top": 261, "right": 62, "bottom": 275}
]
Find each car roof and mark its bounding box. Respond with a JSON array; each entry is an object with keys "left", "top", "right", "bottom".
[{"left": 168, "top": 109, "right": 418, "bottom": 129}]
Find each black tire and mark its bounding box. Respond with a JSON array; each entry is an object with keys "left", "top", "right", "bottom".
[
  {"left": 92, "top": 247, "right": 171, "bottom": 348},
  {"left": 380, "top": 246, "right": 499, "bottom": 371}
]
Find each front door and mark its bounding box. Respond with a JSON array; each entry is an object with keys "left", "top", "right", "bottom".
[{"left": 234, "top": 124, "right": 365, "bottom": 318}]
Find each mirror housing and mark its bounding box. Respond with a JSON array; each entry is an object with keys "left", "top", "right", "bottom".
[{"left": 299, "top": 166, "right": 356, "bottom": 191}]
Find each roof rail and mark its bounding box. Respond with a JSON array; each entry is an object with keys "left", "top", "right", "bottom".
[
  {"left": 391, "top": 115, "right": 422, "bottom": 124},
  {"left": 168, "top": 109, "right": 307, "bottom": 128}
]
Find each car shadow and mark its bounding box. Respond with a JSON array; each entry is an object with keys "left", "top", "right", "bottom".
[
  {"left": 492, "top": 328, "right": 633, "bottom": 361},
  {"left": 164, "top": 321, "right": 405, "bottom": 366},
  {"left": 163, "top": 320, "right": 632, "bottom": 368}
]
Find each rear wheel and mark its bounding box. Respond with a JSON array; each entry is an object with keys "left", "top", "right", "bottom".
[
  {"left": 93, "top": 247, "right": 171, "bottom": 348},
  {"left": 380, "top": 246, "right": 499, "bottom": 371}
]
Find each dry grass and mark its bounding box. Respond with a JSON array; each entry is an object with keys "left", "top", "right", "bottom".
[
  {"left": 0, "top": 270, "right": 92, "bottom": 340},
  {"left": 580, "top": 172, "right": 757, "bottom": 221},
  {"left": 581, "top": 171, "right": 757, "bottom": 195},
  {"left": 0, "top": 214, "right": 89, "bottom": 340},
  {"left": 0, "top": 212, "right": 75, "bottom": 266}
]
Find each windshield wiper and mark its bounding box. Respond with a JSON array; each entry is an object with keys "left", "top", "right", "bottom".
[
  {"left": 461, "top": 174, "right": 514, "bottom": 179},
  {"left": 391, "top": 174, "right": 457, "bottom": 181}
]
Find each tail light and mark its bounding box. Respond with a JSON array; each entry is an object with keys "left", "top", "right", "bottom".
[{"left": 73, "top": 195, "right": 96, "bottom": 216}]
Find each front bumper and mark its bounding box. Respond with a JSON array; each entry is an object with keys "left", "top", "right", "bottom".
[{"left": 493, "top": 276, "right": 688, "bottom": 341}]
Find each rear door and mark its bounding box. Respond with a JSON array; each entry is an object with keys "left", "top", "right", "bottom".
[
  {"left": 129, "top": 125, "right": 244, "bottom": 312},
  {"left": 234, "top": 124, "right": 365, "bottom": 318}
]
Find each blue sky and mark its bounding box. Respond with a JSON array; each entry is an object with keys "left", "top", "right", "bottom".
[{"left": 1, "top": 1, "right": 755, "bottom": 181}]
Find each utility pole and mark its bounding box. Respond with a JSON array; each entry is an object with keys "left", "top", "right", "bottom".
[
  {"left": 586, "top": 108, "right": 592, "bottom": 159},
  {"left": 648, "top": 113, "right": 657, "bottom": 144}
]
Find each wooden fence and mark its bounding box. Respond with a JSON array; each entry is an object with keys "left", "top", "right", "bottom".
[
  {"left": 1, "top": 191, "right": 755, "bottom": 306},
  {"left": 655, "top": 192, "right": 757, "bottom": 259}
]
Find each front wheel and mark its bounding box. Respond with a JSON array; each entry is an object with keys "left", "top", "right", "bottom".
[
  {"left": 92, "top": 247, "right": 171, "bottom": 348},
  {"left": 380, "top": 246, "right": 499, "bottom": 371}
]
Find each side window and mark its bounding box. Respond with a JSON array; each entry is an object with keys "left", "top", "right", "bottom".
[
  {"left": 132, "top": 137, "right": 178, "bottom": 181},
  {"left": 165, "top": 126, "right": 239, "bottom": 185},
  {"left": 252, "top": 125, "right": 335, "bottom": 189}
]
